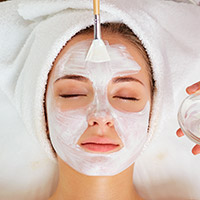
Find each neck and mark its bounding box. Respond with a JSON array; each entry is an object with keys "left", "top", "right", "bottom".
[{"left": 49, "top": 157, "right": 143, "bottom": 200}]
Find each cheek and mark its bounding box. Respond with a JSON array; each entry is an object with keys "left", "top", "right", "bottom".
[{"left": 54, "top": 110, "right": 67, "bottom": 125}]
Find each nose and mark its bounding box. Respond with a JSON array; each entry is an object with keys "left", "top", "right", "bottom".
[{"left": 88, "top": 114, "right": 114, "bottom": 128}]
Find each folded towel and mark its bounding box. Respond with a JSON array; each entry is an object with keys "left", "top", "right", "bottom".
[
  {"left": 170, "top": 0, "right": 200, "bottom": 5},
  {"left": 0, "top": 0, "right": 200, "bottom": 199}
]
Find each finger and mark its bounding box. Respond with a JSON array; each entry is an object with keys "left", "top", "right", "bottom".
[
  {"left": 192, "top": 144, "right": 200, "bottom": 155},
  {"left": 176, "top": 128, "right": 184, "bottom": 137},
  {"left": 186, "top": 81, "right": 200, "bottom": 95}
]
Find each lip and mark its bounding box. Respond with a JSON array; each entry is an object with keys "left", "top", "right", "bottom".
[{"left": 80, "top": 136, "right": 120, "bottom": 153}]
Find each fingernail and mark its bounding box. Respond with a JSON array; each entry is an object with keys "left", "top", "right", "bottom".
[
  {"left": 187, "top": 82, "right": 200, "bottom": 94},
  {"left": 192, "top": 151, "right": 198, "bottom": 155},
  {"left": 176, "top": 129, "right": 184, "bottom": 137}
]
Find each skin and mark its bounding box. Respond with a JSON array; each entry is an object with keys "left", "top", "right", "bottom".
[
  {"left": 47, "top": 32, "right": 152, "bottom": 200},
  {"left": 176, "top": 81, "right": 200, "bottom": 155}
]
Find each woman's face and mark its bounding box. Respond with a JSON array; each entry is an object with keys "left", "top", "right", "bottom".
[{"left": 46, "top": 32, "right": 152, "bottom": 176}]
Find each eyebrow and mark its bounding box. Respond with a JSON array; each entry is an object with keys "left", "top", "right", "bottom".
[
  {"left": 55, "top": 75, "right": 89, "bottom": 83},
  {"left": 112, "top": 76, "right": 144, "bottom": 86}
]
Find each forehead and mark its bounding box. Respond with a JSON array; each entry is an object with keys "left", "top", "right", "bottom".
[
  {"left": 53, "top": 33, "right": 148, "bottom": 72},
  {"left": 54, "top": 40, "right": 141, "bottom": 79}
]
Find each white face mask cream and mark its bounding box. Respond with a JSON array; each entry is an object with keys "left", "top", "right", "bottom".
[{"left": 46, "top": 40, "right": 150, "bottom": 176}]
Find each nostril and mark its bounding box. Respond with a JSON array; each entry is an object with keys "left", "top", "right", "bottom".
[
  {"left": 88, "top": 120, "right": 98, "bottom": 126},
  {"left": 93, "top": 121, "right": 98, "bottom": 126},
  {"left": 106, "top": 121, "right": 113, "bottom": 127},
  {"left": 106, "top": 121, "right": 112, "bottom": 126}
]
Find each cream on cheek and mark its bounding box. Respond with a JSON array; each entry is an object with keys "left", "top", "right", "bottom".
[{"left": 46, "top": 40, "right": 150, "bottom": 176}]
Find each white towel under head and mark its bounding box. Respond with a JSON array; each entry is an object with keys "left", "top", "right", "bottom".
[{"left": 0, "top": 0, "right": 200, "bottom": 198}]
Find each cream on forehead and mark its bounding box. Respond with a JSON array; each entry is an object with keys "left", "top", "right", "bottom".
[{"left": 54, "top": 40, "right": 141, "bottom": 81}]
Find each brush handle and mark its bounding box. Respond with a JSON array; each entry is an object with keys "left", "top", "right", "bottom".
[
  {"left": 94, "top": 15, "right": 101, "bottom": 40},
  {"left": 93, "top": 0, "right": 100, "bottom": 15},
  {"left": 93, "top": 0, "right": 101, "bottom": 40}
]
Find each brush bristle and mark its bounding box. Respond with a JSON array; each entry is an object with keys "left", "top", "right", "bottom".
[{"left": 85, "top": 39, "right": 110, "bottom": 62}]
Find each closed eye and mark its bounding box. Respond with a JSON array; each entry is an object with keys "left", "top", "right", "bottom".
[
  {"left": 113, "top": 96, "right": 140, "bottom": 101},
  {"left": 59, "top": 94, "right": 87, "bottom": 98}
]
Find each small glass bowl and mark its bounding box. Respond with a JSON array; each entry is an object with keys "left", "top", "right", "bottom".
[{"left": 178, "top": 92, "right": 200, "bottom": 145}]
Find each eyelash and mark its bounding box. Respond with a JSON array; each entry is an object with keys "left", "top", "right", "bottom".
[
  {"left": 59, "top": 94, "right": 87, "bottom": 98},
  {"left": 59, "top": 94, "right": 139, "bottom": 101},
  {"left": 113, "top": 96, "right": 140, "bottom": 101}
]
